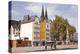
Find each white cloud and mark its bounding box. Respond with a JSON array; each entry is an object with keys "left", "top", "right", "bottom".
[
  {"left": 23, "top": 4, "right": 61, "bottom": 17},
  {"left": 12, "top": 10, "right": 22, "bottom": 16},
  {"left": 11, "top": 10, "right": 23, "bottom": 20},
  {"left": 24, "top": 5, "right": 42, "bottom": 16}
]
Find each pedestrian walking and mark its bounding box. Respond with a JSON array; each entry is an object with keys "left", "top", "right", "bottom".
[
  {"left": 51, "top": 43, "right": 53, "bottom": 50},
  {"left": 54, "top": 38, "right": 56, "bottom": 49},
  {"left": 45, "top": 41, "right": 47, "bottom": 50}
]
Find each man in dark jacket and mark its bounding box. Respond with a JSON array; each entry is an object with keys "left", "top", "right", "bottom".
[{"left": 54, "top": 38, "right": 56, "bottom": 49}]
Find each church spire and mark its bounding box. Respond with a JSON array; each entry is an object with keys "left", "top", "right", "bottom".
[
  {"left": 45, "top": 8, "right": 48, "bottom": 20},
  {"left": 40, "top": 5, "right": 44, "bottom": 20}
]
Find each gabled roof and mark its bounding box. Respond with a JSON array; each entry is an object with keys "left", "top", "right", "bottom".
[{"left": 9, "top": 20, "right": 20, "bottom": 29}]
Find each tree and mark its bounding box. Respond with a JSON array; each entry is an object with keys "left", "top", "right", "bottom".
[{"left": 51, "top": 15, "right": 76, "bottom": 41}]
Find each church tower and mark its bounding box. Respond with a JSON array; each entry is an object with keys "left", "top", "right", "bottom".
[
  {"left": 45, "top": 8, "right": 48, "bottom": 20},
  {"left": 40, "top": 6, "right": 47, "bottom": 46},
  {"left": 40, "top": 5, "right": 45, "bottom": 21},
  {"left": 40, "top": 6, "right": 48, "bottom": 21}
]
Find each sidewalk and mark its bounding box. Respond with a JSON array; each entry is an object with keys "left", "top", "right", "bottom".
[{"left": 11, "top": 44, "right": 78, "bottom": 53}]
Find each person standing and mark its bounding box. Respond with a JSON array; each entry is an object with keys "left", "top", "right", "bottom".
[
  {"left": 45, "top": 41, "right": 47, "bottom": 50},
  {"left": 54, "top": 38, "right": 56, "bottom": 50},
  {"left": 51, "top": 42, "right": 53, "bottom": 50}
]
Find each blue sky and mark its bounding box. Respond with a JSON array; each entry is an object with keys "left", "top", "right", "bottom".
[{"left": 10, "top": 1, "right": 78, "bottom": 32}]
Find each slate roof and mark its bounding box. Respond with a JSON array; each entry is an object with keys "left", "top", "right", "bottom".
[
  {"left": 21, "top": 15, "right": 35, "bottom": 24},
  {"left": 8, "top": 20, "right": 21, "bottom": 34}
]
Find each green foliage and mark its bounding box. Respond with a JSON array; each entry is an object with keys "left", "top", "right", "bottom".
[{"left": 51, "top": 15, "right": 76, "bottom": 40}]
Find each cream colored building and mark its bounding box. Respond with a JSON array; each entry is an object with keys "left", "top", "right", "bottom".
[
  {"left": 9, "top": 6, "right": 51, "bottom": 47},
  {"left": 20, "top": 6, "right": 51, "bottom": 46},
  {"left": 20, "top": 15, "right": 40, "bottom": 46}
]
